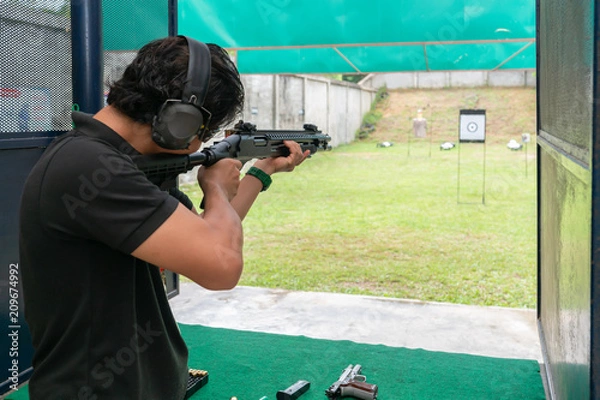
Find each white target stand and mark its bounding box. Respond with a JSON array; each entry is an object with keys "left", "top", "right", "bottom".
[{"left": 457, "top": 109, "right": 486, "bottom": 205}]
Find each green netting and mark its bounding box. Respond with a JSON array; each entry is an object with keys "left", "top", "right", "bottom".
[
  {"left": 102, "top": 0, "right": 536, "bottom": 73},
  {"left": 103, "top": 0, "right": 169, "bottom": 51},
  {"left": 236, "top": 46, "right": 426, "bottom": 74},
  {"left": 235, "top": 42, "right": 535, "bottom": 74},
  {"left": 179, "top": 0, "right": 535, "bottom": 46},
  {"left": 425, "top": 41, "right": 536, "bottom": 70},
  {"left": 177, "top": 0, "right": 536, "bottom": 73}
]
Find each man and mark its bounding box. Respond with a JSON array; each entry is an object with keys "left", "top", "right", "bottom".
[{"left": 19, "top": 36, "right": 308, "bottom": 399}]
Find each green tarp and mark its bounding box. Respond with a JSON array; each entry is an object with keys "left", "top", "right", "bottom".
[
  {"left": 102, "top": 0, "right": 535, "bottom": 73},
  {"left": 177, "top": 0, "right": 536, "bottom": 73}
]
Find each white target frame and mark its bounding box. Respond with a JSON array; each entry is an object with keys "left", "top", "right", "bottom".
[{"left": 459, "top": 109, "right": 486, "bottom": 142}]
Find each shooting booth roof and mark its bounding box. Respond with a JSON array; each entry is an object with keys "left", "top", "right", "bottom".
[{"left": 104, "top": 0, "right": 536, "bottom": 74}]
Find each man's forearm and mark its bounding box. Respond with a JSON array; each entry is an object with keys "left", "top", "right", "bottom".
[
  {"left": 230, "top": 159, "right": 276, "bottom": 220},
  {"left": 199, "top": 191, "right": 245, "bottom": 288},
  {"left": 229, "top": 173, "right": 265, "bottom": 221}
]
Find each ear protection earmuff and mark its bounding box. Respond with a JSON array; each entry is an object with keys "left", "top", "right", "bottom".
[{"left": 151, "top": 36, "right": 212, "bottom": 150}]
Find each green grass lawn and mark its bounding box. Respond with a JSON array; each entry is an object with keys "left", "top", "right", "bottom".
[{"left": 183, "top": 138, "right": 537, "bottom": 309}]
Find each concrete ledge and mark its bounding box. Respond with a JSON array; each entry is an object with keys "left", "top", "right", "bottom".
[{"left": 170, "top": 283, "right": 542, "bottom": 362}]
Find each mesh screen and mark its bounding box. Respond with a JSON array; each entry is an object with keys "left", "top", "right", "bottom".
[
  {"left": 103, "top": 0, "right": 169, "bottom": 51},
  {"left": 103, "top": 51, "right": 136, "bottom": 101},
  {"left": 0, "top": 1, "right": 72, "bottom": 134},
  {"left": 102, "top": 0, "right": 170, "bottom": 103},
  {"left": 538, "top": 0, "right": 593, "bottom": 161}
]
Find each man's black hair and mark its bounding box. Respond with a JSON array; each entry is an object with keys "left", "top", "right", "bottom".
[{"left": 107, "top": 36, "right": 244, "bottom": 135}]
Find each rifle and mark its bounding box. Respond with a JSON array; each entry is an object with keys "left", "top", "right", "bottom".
[{"left": 133, "top": 120, "right": 331, "bottom": 188}]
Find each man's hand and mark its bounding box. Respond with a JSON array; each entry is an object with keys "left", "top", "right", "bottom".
[
  {"left": 253, "top": 140, "right": 310, "bottom": 175},
  {"left": 133, "top": 157, "right": 245, "bottom": 290},
  {"left": 229, "top": 140, "right": 310, "bottom": 221},
  {"left": 197, "top": 158, "right": 243, "bottom": 202}
]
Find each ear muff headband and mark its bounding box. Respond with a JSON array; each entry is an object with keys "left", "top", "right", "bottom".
[
  {"left": 182, "top": 36, "right": 211, "bottom": 107},
  {"left": 151, "top": 36, "right": 212, "bottom": 150}
]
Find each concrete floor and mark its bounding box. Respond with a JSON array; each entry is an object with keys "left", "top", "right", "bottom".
[{"left": 169, "top": 283, "right": 543, "bottom": 362}]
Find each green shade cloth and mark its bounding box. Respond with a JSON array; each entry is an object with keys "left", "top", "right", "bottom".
[
  {"left": 178, "top": 0, "right": 535, "bottom": 46},
  {"left": 235, "top": 42, "right": 535, "bottom": 74},
  {"left": 6, "top": 323, "right": 545, "bottom": 399},
  {"left": 101, "top": 0, "right": 536, "bottom": 72},
  {"left": 103, "top": 0, "right": 169, "bottom": 51},
  {"left": 178, "top": 0, "right": 536, "bottom": 73}
]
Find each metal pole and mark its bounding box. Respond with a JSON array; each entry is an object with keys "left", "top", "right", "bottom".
[
  {"left": 428, "top": 105, "right": 433, "bottom": 158},
  {"left": 169, "top": 0, "right": 178, "bottom": 36},
  {"left": 407, "top": 125, "right": 411, "bottom": 158},
  {"left": 482, "top": 141, "right": 486, "bottom": 205},
  {"left": 167, "top": 0, "right": 181, "bottom": 298},
  {"left": 71, "top": 0, "right": 104, "bottom": 114},
  {"left": 525, "top": 142, "right": 528, "bottom": 178},
  {"left": 457, "top": 141, "right": 461, "bottom": 204}
]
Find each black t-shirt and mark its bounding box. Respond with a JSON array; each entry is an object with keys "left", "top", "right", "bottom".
[{"left": 19, "top": 112, "right": 189, "bottom": 400}]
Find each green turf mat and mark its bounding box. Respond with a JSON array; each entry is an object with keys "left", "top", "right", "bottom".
[{"left": 5, "top": 323, "right": 545, "bottom": 399}]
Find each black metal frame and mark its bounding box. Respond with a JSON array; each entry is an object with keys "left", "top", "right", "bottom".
[
  {"left": 535, "top": 0, "right": 546, "bottom": 395},
  {"left": 71, "top": 0, "right": 104, "bottom": 114},
  {"left": 164, "top": 0, "right": 181, "bottom": 299}
]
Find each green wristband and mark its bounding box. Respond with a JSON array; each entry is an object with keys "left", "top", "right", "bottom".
[{"left": 246, "top": 166, "right": 272, "bottom": 192}]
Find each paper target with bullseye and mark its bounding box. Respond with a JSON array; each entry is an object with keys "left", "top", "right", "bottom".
[{"left": 459, "top": 109, "right": 486, "bottom": 142}]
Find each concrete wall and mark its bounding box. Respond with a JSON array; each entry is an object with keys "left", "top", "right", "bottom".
[
  {"left": 240, "top": 74, "right": 377, "bottom": 147},
  {"left": 369, "top": 70, "right": 536, "bottom": 90}
]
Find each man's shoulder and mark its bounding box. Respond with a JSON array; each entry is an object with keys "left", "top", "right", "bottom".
[
  {"left": 27, "top": 130, "right": 146, "bottom": 217},
  {"left": 40, "top": 131, "right": 136, "bottom": 179},
  {"left": 50, "top": 130, "right": 130, "bottom": 159}
]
